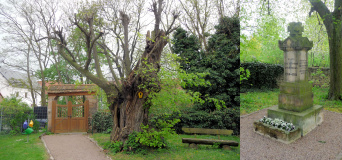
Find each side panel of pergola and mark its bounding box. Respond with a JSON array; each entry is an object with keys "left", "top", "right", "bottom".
[{"left": 47, "top": 84, "right": 98, "bottom": 133}]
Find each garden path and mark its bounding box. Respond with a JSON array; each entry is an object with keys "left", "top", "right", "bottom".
[
  {"left": 240, "top": 108, "right": 342, "bottom": 160},
  {"left": 42, "top": 133, "right": 110, "bottom": 160}
]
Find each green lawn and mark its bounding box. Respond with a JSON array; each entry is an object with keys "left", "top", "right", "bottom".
[
  {"left": 90, "top": 133, "right": 240, "bottom": 160},
  {"left": 241, "top": 87, "right": 342, "bottom": 115},
  {"left": 0, "top": 133, "right": 48, "bottom": 160}
]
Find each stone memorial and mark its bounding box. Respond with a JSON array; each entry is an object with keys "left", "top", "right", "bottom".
[{"left": 255, "top": 22, "right": 324, "bottom": 143}]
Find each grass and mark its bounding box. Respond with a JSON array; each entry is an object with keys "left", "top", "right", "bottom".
[
  {"left": 90, "top": 133, "right": 240, "bottom": 160},
  {"left": 0, "top": 133, "right": 49, "bottom": 160},
  {"left": 240, "top": 89, "right": 279, "bottom": 115},
  {"left": 241, "top": 87, "right": 342, "bottom": 115}
]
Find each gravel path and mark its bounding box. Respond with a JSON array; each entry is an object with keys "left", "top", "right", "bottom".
[
  {"left": 240, "top": 108, "right": 342, "bottom": 160},
  {"left": 42, "top": 134, "right": 110, "bottom": 160}
]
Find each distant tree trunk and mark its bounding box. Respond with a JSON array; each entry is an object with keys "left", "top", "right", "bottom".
[
  {"left": 327, "top": 24, "right": 342, "bottom": 100},
  {"left": 26, "top": 45, "right": 36, "bottom": 107},
  {"left": 41, "top": 75, "right": 47, "bottom": 106},
  {"left": 310, "top": 0, "right": 342, "bottom": 100}
]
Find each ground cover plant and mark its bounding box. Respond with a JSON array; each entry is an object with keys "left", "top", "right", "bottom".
[
  {"left": 90, "top": 133, "right": 240, "bottom": 160},
  {"left": 0, "top": 133, "right": 48, "bottom": 160},
  {"left": 241, "top": 87, "right": 342, "bottom": 115},
  {"left": 259, "top": 116, "right": 296, "bottom": 132}
]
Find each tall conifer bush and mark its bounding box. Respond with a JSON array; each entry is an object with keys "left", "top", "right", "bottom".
[{"left": 172, "top": 16, "right": 240, "bottom": 134}]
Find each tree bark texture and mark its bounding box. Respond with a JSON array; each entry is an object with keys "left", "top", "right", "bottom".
[
  {"left": 310, "top": 0, "right": 342, "bottom": 100},
  {"left": 109, "top": 30, "right": 168, "bottom": 143}
]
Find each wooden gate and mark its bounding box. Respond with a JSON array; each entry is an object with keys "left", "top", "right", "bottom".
[{"left": 51, "top": 100, "right": 89, "bottom": 133}]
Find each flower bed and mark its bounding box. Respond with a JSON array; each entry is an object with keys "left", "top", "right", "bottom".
[
  {"left": 254, "top": 116, "right": 301, "bottom": 144},
  {"left": 259, "top": 116, "right": 296, "bottom": 132}
]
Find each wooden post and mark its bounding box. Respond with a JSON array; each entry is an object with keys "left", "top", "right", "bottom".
[
  {"left": 85, "top": 100, "right": 89, "bottom": 132},
  {"left": 68, "top": 101, "right": 72, "bottom": 132},
  {"left": 51, "top": 100, "right": 56, "bottom": 133}
]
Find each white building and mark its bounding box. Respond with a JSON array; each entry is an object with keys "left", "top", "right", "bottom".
[{"left": 0, "top": 67, "right": 41, "bottom": 107}]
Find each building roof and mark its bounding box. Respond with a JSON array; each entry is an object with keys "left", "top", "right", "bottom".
[
  {"left": 47, "top": 84, "right": 97, "bottom": 96},
  {"left": 0, "top": 67, "right": 40, "bottom": 89}
]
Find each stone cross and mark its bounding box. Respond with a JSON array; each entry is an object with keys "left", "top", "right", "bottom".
[{"left": 278, "top": 22, "right": 313, "bottom": 112}]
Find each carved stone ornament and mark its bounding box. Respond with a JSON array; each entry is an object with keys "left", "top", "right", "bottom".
[{"left": 279, "top": 22, "right": 313, "bottom": 51}]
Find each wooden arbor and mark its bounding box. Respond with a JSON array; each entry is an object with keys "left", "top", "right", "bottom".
[{"left": 47, "top": 84, "right": 98, "bottom": 133}]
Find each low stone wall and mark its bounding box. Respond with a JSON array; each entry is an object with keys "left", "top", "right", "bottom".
[{"left": 277, "top": 67, "right": 330, "bottom": 87}]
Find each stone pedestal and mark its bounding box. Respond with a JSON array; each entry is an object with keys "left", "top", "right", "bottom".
[{"left": 268, "top": 105, "right": 323, "bottom": 136}]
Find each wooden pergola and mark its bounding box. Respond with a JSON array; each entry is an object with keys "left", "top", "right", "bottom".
[{"left": 47, "top": 84, "right": 98, "bottom": 133}]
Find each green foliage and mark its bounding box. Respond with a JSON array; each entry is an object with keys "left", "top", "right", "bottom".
[
  {"left": 241, "top": 14, "right": 285, "bottom": 64},
  {"left": 136, "top": 118, "right": 180, "bottom": 149},
  {"left": 91, "top": 133, "right": 240, "bottom": 160},
  {"left": 161, "top": 107, "right": 239, "bottom": 135},
  {"left": 92, "top": 111, "right": 113, "bottom": 133},
  {"left": 0, "top": 97, "right": 36, "bottom": 134},
  {"left": 41, "top": 125, "right": 53, "bottom": 135},
  {"left": 171, "top": 16, "right": 240, "bottom": 134},
  {"left": 241, "top": 62, "right": 284, "bottom": 92},
  {"left": 309, "top": 68, "right": 329, "bottom": 88},
  {"left": 148, "top": 54, "right": 209, "bottom": 117},
  {"left": 240, "top": 67, "right": 251, "bottom": 84},
  {"left": 212, "top": 142, "right": 221, "bottom": 148},
  {"left": 304, "top": 12, "right": 330, "bottom": 68},
  {"left": 123, "top": 131, "right": 144, "bottom": 154},
  {"left": 103, "top": 140, "right": 123, "bottom": 153},
  {"left": 172, "top": 16, "right": 240, "bottom": 110},
  {"left": 0, "top": 97, "right": 30, "bottom": 114}
]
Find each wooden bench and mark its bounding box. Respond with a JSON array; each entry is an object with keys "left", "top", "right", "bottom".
[{"left": 181, "top": 128, "right": 239, "bottom": 150}]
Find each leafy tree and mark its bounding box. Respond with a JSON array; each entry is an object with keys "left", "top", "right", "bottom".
[
  {"left": 172, "top": 16, "right": 240, "bottom": 134},
  {"left": 0, "top": 97, "right": 30, "bottom": 114},
  {"left": 241, "top": 13, "right": 285, "bottom": 64},
  {"left": 0, "top": 97, "right": 32, "bottom": 134},
  {"left": 50, "top": 0, "right": 179, "bottom": 143}
]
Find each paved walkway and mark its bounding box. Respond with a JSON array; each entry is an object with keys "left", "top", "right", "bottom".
[
  {"left": 42, "top": 133, "right": 110, "bottom": 160},
  {"left": 240, "top": 108, "right": 342, "bottom": 160}
]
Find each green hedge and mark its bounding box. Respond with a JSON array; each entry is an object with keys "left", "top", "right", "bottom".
[
  {"left": 91, "top": 111, "right": 113, "bottom": 133},
  {"left": 151, "top": 107, "right": 240, "bottom": 135},
  {"left": 241, "top": 62, "right": 284, "bottom": 92}
]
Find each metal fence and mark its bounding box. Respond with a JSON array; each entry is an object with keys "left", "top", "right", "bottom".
[
  {"left": 34, "top": 107, "right": 47, "bottom": 128},
  {"left": 0, "top": 106, "right": 47, "bottom": 134},
  {"left": 0, "top": 112, "right": 19, "bottom": 134}
]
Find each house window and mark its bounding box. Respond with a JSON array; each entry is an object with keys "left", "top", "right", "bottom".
[
  {"left": 25, "top": 92, "right": 28, "bottom": 98},
  {"left": 16, "top": 92, "right": 19, "bottom": 97}
]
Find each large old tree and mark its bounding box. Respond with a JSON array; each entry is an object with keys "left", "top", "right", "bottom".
[
  {"left": 309, "top": 0, "right": 342, "bottom": 100},
  {"left": 52, "top": 0, "right": 178, "bottom": 142}
]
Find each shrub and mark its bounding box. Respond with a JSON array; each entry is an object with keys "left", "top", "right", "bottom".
[
  {"left": 136, "top": 118, "right": 180, "bottom": 149},
  {"left": 151, "top": 107, "right": 239, "bottom": 135},
  {"left": 123, "top": 131, "right": 143, "bottom": 154},
  {"left": 103, "top": 141, "right": 123, "bottom": 153},
  {"left": 241, "top": 62, "right": 284, "bottom": 92},
  {"left": 92, "top": 111, "right": 113, "bottom": 133}
]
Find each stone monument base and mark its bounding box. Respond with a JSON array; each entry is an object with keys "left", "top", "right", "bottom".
[{"left": 267, "top": 105, "right": 323, "bottom": 136}]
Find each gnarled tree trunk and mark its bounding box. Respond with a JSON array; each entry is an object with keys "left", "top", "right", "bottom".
[{"left": 108, "top": 30, "right": 168, "bottom": 143}]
